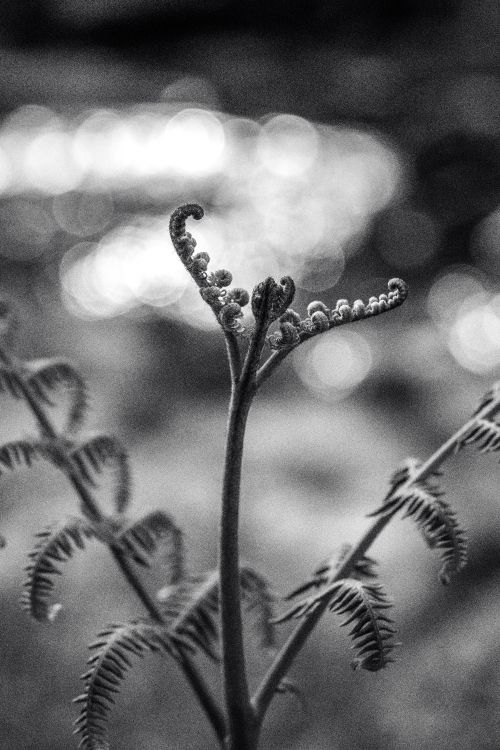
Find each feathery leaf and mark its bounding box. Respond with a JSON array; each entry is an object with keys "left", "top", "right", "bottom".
[
  {"left": 0, "top": 366, "right": 24, "bottom": 399},
  {"left": 286, "top": 544, "right": 377, "bottom": 600},
  {"left": 21, "top": 517, "right": 94, "bottom": 622},
  {"left": 462, "top": 418, "right": 500, "bottom": 455},
  {"left": 69, "top": 436, "right": 130, "bottom": 514},
  {"left": 118, "top": 511, "right": 184, "bottom": 583},
  {"left": 0, "top": 439, "right": 43, "bottom": 476},
  {"left": 370, "top": 460, "right": 468, "bottom": 584},
  {"left": 74, "top": 620, "right": 178, "bottom": 750},
  {"left": 158, "top": 566, "right": 276, "bottom": 658},
  {"left": 275, "top": 578, "right": 397, "bottom": 672},
  {"left": 25, "top": 358, "right": 88, "bottom": 434}
]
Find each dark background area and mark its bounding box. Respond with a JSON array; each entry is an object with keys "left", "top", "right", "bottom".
[{"left": 1, "top": 1, "right": 500, "bottom": 748}]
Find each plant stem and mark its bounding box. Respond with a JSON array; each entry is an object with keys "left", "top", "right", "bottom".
[
  {"left": 252, "top": 386, "right": 500, "bottom": 722},
  {"left": 1, "top": 349, "right": 226, "bottom": 747},
  {"left": 224, "top": 331, "right": 242, "bottom": 384},
  {"left": 219, "top": 285, "right": 272, "bottom": 750}
]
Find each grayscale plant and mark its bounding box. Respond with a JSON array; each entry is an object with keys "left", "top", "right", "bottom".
[{"left": 1, "top": 203, "right": 499, "bottom": 749}]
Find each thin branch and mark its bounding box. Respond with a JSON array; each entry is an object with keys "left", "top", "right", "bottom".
[
  {"left": 219, "top": 281, "right": 274, "bottom": 750},
  {"left": 224, "top": 331, "right": 242, "bottom": 384},
  {"left": 0, "top": 346, "right": 226, "bottom": 746},
  {"left": 252, "top": 386, "right": 500, "bottom": 722}
]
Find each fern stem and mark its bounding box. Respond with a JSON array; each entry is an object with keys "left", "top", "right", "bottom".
[
  {"left": 224, "top": 331, "right": 242, "bottom": 384},
  {"left": 0, "top": 347, "right": 226, "bottom": 746},
  {"left": 219, "top": 287, "right": 272, "bottom": 750},
  {"left": 255, "top": 349, "right": 289, "bottom": 389},
  {"left": 252, "top": 387, "right": 500, "bottom": 722}
]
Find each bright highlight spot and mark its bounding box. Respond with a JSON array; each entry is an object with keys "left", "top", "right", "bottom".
[
  {"left": 448, "top": 295, "right": 500, "bottom": 374},
  {"left": 293, "top": 331, "right": 373, "bottom": 400},
  {"left": 257, "top": 114, "right": 319, "bottom": 177},
  {"left": 160, "top": 109, "right": 225, "bottom": 175}
]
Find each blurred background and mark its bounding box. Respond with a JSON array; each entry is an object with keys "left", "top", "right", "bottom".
[{"left": 0, "top": 0, "right": 500, "bottom": 748}]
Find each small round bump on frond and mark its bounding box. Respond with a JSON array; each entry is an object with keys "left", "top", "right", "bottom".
[
  {"left": 227, "top": 287, "right": 250, "bottom": 307},
  {"left": 311, "top": 311, "right": 330, "bottom": 332},
  {"left": 218, "top": 302, "right": 244, "bottom": 333},
  {"left": 209, "top": 269, "right": 233, "bottom": 288},
  {"left": 199, "top": 286, "right": 223, "bottom": 308},
  {"left": 307, "top": 300, "right": 329, "bottom": 317},
  {"left": 351, "top": 300, "right": 366, "bottom": 320},
  {"left": 388, "top": 277, "right": 409, "bottom": 302},
  {"left": 268, "top": 322, "right": 301, "bottom": 350},
  {"left": 280, "top": 309, "right": 301, "bottom": 326},
  {"left": 338, "top": 304, "right": 353, "bottom": 322}
]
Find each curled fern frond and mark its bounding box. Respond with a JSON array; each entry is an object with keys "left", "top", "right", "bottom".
[
  {"left": 69, "top": 436, "right": 130, "bottom": 514},
  {"left": 21, "top": 517, "right": 94, "bottom": 622},
  {"left": 169, "top": 204, "right": 250, "bottom": 335},
  {"left": 370, "top": 461, "right": 468, "bottom": 585},
  {"left": 25, "top": 358, "right": 88, "bottom": 434},
  {"left": 0, "top": 366, "right": 24, "bottom": 399},
  {"left": 286, "top": 544, "right": 378, "bottom": 600},
  {"left": 268, "top": 278, "right": 408, "bottom": 350},
  {"left": 462, "top": 418, "right": 500, "bottom": 454},
  {"left": 74, "top": 620, "right": 178, "bottom": 750},
  {"left": 251, "top": 277, "right": 296, "bottom": 325},
  {"left": 275, "top": 578, "right": 397, "bottom": 672},
  {"left": 118, "top": 511, "right": 184, "bottom": 583}
]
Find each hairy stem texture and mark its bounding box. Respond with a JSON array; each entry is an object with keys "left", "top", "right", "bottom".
[{"left": 252, "top": 387, "right": 500, "bottom": 722}]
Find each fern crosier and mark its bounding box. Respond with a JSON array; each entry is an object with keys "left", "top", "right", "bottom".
[
  {"left": 267, "top": 277, "right": 408, "bottom": 350},
  {"left": 370, "top": 459, "right": 468, "bottom": 585},
  {"left": 169, "top": 203, "right": 251, "bottom": 335}
]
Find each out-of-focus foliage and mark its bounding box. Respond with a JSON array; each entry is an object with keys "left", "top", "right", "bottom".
[{"left": 0, "top": 1, "right": 500, "bottom": 748}]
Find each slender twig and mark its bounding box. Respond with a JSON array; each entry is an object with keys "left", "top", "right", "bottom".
[
  {"left": 224, "top": 331, "right": 242, "bottom": 384},
  {"left": 0, "top": 347, "right": 226, "bottom": 746},
  {"left": 219, "top": 282, "right": 274, "bottom": 750},
  {"left": 252, "top": 387, "right": 500, "bottom": 722},
  {"left": 255, "top": 349, "right": 289, "bottom": 389}
]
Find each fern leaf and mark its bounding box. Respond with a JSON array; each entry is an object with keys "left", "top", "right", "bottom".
[
  {"left": 0, "top": 366, "right": 24, "bottom": 399},
  {"left": 462, "top": 418, "right": 500, "bottom": 454},
  {"left": 118, "top": 511, "right": 184, "bottom": 583},
  {"left": 287, "top": 544, "right": 378, "bottom": 600},
  {"left": 69, "top": 436, "right": 130, "bottom": 514},
  {"left": 21, "top": 517, "right": 94, "bottom": 622},
  {"left": 240, "top": 566, "right": 276, "bottom": 648},
  {"left": 74, "top": 620, "right": 178, "bottom": 750},
  {"left": 158, "top": 571, "right": 221, "bottom": 661},
  {"left": 275, "top": 578, "right": 397, "bottom": 671},
  {"left": 25, "top": 358, "right": 88, "bottom": 434},
  {"left": 158, "top": 567, "right": 276, "bottom": 658},
  {"left": 370, "top": 461, "right": 468, "bottom": 584},
  {"left": 472, "top": 382, "right": 500, "bottom": 416},
  {"left": 0, "top": 439, "right": 42, "bottom": 475}
]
